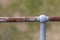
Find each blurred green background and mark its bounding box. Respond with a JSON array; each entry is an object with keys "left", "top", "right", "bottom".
[{"left": 0, "top": 0, "right": 60, "bottom": 40}]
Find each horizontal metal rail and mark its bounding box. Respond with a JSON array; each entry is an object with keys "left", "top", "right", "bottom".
[
  {"left": 0, "top": 16, "right": 59, "bottom": 22},
  {"left": 48, "top": 16, "right": 60, "bottom": 21},
  {"left": 0, "top": 17, "right": 39, "bottom": 22}
]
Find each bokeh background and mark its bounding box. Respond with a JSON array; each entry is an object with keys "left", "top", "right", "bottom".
[{"left": 0, "top": 0, "right": 60, "bottom": 40}]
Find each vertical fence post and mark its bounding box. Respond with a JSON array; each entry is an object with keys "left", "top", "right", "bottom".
[{"left": 37, "top": 15, "right": 48, "bottom": 40}]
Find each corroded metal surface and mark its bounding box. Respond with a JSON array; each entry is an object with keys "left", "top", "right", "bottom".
[
  {"left": 0, "top": 16, "right": 39, "bottom": 22},
  {"left": 48, "top": 17, "right": 60, "bottom": 21},
  {"left": 0, "top": 16, "right": 60, "bottom": 22}
]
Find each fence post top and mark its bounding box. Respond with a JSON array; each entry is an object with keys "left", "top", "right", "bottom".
[{"left": 37, "top": 15, "right": 48, "bottom": 23}]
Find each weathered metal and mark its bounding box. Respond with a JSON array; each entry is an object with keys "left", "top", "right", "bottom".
[
  {"left": 0, "top": 16, "right": 60, "bottom": 22},
  {"left": 48, "top": 17, "right": 60, "bottom": 21},
  {"left": 0, "top": 17, "right": 39, "bottom": 22}
]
